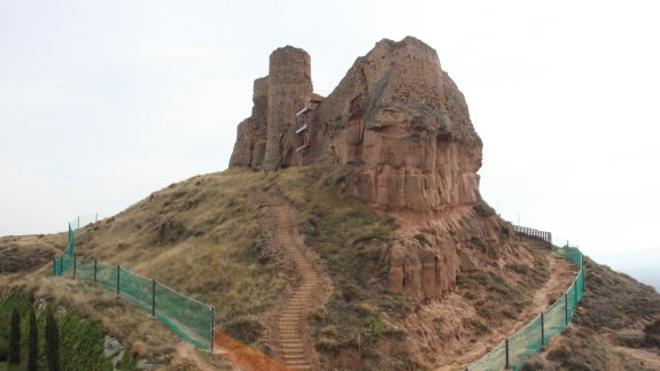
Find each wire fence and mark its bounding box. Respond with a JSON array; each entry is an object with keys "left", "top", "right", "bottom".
[
  {"left": 52, "top": 216, "right": 215, "bottom": 350},
  {"left": 467, "top": 235, "right": 585, "bottom": 370},
  {"left": 512, "top": 225, "right": 552, "bottom": 246}
]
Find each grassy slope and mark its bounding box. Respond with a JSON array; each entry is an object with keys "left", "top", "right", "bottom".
[
  {"left": 4, "top": 167, "right": 649, "bottom": 370},
  {"left": 73, "top": 170, "right": 289, "bottom": 346},
  {"left": 0, "top": 234, "right": 64, "bottom": 274}
]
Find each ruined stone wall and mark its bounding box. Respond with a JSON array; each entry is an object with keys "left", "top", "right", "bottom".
[
  {"left": 263, "top": 47, "right": 313, "bottom": 169},
  {"left": 229, "top": 47, "right": 312, "bottom": 169}
]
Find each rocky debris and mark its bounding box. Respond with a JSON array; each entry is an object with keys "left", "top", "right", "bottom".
[{"left": 104, "top": 335, "right": 122, "bottom": 357}]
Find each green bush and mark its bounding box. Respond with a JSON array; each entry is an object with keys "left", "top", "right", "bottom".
[
  {"left": 28, "top": 309, "right": 38, "bottom": 371},
  {"left": 0, "top": 336, "right": 9, "bottom": 361},
  {"left": 8, "top": 308, "right": 20, "bottom": 365},
  {"left": 0, "top": 292, "right": 115, "bottom": 371},
  {"left": 45, "top": 309, "right": 60, "bottom": 371}
]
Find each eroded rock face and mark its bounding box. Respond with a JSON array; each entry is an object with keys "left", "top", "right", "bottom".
[
  {"left": 230, "top": 37, "right": 510, "bottom": 301},
  {"left": 230, "top": 37, "right": 481, "bottom": 212},
  {"left": 314, "top": 37, "right": 482, "bottom": 213}
]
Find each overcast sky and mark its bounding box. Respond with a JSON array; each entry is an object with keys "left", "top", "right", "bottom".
[{"left": 1, "top": 0, "right": 658, "bottom": 288}]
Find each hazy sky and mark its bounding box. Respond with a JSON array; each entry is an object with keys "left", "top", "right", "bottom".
[{"left": 1, "top": 1, "right": 658, "bottom": 288}]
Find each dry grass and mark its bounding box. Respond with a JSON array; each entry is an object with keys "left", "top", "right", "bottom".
[
  {"left": 0, "top": 233, "right": 65, "bottom": 273},
  {"left": 70, "top": 170, "right": 290, "bottom": 347},
  {"left": 5, "top": 167, "right": 642, "bottom": 370},
  {"left": 456, "top": 247, "right": 550, "bottom": 327}
]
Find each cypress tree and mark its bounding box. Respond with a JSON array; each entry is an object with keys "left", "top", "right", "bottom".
[
  {"left": 8, "top": 308, "right": 21, "bottom": 365},
  {"left": 45, "top": 309, "right": 60, "bottom": 371},
  {"left": 28, "top": 308, "right": 39, "bottom": 371}
]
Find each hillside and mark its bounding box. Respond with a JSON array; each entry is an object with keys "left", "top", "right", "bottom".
[
  {"left": 523, "top": 258, "right": 660, "bottom": 370},
  {"left": 2, "top": 167, "right": 581, "bottom": 370}
]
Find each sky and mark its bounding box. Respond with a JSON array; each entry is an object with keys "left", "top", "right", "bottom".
[{"left": 1, "top": 0, "right": 658, "bottom": 290}]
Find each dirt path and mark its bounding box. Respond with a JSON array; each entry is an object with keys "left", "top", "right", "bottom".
[
  {"left": 530, "top": 253, "right": 574, "bottom": 311},
  {"left": 437, "top": 252, "right": 576, "bottom": 370},
  {"left": 261, "top": 191, "right": 332, "bottom": 370}
]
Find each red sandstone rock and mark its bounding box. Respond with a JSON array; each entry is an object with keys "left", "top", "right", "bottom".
[
  {"left": 230, "top": 37, "right": 518, "bottom": 300},
  {"left": 231, "top": 37, "right": 481, "bottom": 211}
]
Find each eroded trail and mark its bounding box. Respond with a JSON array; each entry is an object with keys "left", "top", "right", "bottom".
[
  {"left": 435, "top": 252, "right": 577, "bottom": 370},
  {"left": 262, "top": 191, "right": 332, "bottom": 370}
]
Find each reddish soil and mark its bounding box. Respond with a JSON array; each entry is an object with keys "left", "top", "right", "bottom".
[{"left": 214, "top": 331, "right": 291, "bottom": 371}]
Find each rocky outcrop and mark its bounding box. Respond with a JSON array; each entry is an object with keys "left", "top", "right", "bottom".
[
  {"left": 229, "top": 37, "right": 515, "bottom": 301},
  {"left": 230, "top": 37, "right": 481, "bottom": 212},
  {"left": 314, "top": 37, "right": 482, "bottom": 212}
]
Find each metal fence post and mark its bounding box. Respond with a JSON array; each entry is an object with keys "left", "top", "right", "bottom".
[
  {"left": 210, "top": 306, "right": 216, "bottom": 351},
  {"left": 93, "top": 259, "right": 98, "bottom": 282},
  {"left": 59, "top": 257, "right": 63, "bottom": 276},
  {"left": 53, "top": 259, "right": 57, "bottom": 276},
  {"left": 581, "top": 259, "right": 585, "bottom": 294},
  {"left": 564, "top": 293, "right": 569, "bottom": 326},
  {"left": 152, "top": 279, "right": 156, "bottom": 317},
  {"left": 116, "top": 265, "right": 121, "bottom": 294},
  {"left": 357, "top": 333, "right": 362, "bottom": 360},
  {"left": 541, "top": 312, "right": 545, "bottom": 346},
  {"left": 505, "top": 338, "right": 510, "bottom": 369},
  {"left": 73, "top": 255, "right": 77, "bottom": 279}
]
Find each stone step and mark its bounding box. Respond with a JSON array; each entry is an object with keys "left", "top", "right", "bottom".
[
  {"left": 278, "top": 333, "right": 301, "bottom": 338},
  {"left": 280, "top": 344, "right": 304, "bottom": 349},
  {"left": 282, "top": 354, "right": 307, "bottom": 361},
  {"left": 279, "top": 341, "right": 304, "bottom": 346},
  {"left": 285, "top": 362, "right": 311, "bottom": 368}
]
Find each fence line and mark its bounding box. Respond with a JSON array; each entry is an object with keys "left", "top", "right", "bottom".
[
  {"left": 513, "top": 224, "right": 552, "bottom": 246},
  {"left": 53, "top": 216, "right": 215, "bottom": 350},
  {"left": 468, "top": 228, "right": 585, "bottom": 371}
]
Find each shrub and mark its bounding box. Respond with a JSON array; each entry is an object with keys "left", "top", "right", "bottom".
[
  {"left": 28, "top": 309, "right": 38, "bottom": 371},
  {"left": 8, "top": 308, "right": 20, "bottom": 365},
  {"left": 644, "top": 318, "right": 660, "bottom": 348},
  {"left": 45, "top": 309, "right": 60, "bottom": 371}
]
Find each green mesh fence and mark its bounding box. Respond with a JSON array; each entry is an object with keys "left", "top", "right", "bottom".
[
  {"left": 155, "top": 283, "right": 214, "bottom": 349},
  {"left": 75, "top": 256, "right": 95, "bottom": 282},
  {"left": 118, "top": 267, "right": 153, "bottom": 312},
  {"left": 95, "top": 261, "right": 118, "bottom": 292},
  {"left": 59, "top": 255, "right": 75, "bottom": 276},
  {"left": 468, "top": 246, "right": 584, "bottom": 370},
  {"left": 53, "top": 255, "right": 214, "bottom": 350},
  {"left": 52, "top": 214, "right": 214, "bottom": 349}
]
